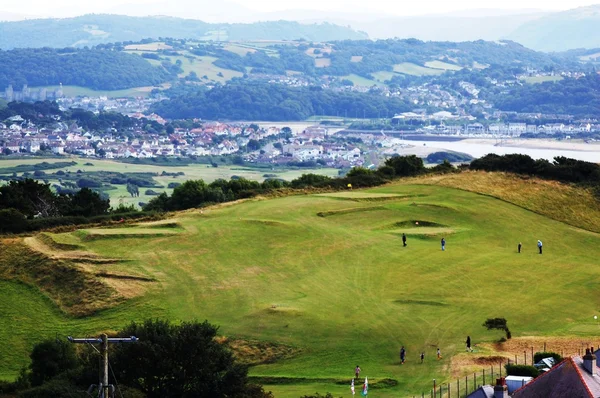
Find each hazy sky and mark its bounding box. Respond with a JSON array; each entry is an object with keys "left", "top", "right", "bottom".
[{"left": 3, "top": 0, "right": 600, "bottom": 18}]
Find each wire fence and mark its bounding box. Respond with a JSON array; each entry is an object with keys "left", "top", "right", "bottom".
[{"left": 411, "top": 341, "right": 600, "bottom": 398}]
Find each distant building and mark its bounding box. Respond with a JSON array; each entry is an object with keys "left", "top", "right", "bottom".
[{"left": 1, "top": 83, "right": 63, "bottom": 102}]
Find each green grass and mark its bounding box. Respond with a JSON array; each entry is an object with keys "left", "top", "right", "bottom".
[
  {"left": 341, "top": 74, "right": 383, "bottom": 87},
  {"left": 393, "top": 63, "right": 445, "bottom": 76},
  {"left": 520, "top": 76, "right": 564, "bottom": 84},
  {"left": 34, "top": 85, "right": 157, "bottom": 98},
  {"left": 3, "top": 176, "right": 600, "bottom": 395},
  {"left": 371, "top": 71, "right": 396, "bottom": 83},
  {"left": 425, "top": 61, "right": 463, "bottom": 71}
]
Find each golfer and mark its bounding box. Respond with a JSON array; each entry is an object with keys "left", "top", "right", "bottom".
[
  {"left": 400, "top": 346, "right": 406, "bottom": 364},
  {"left": 518, "top": 242, "right": 522, "bottom": 253},
  {"left": 420, "top": 352, "right": 425, "bottom": 363},
  {"left": 441, "top": 237, "right": 446, "bottom": 251},
  {"left": 466, "top": 336, "right": 472, "bottom": 352},
  {"left": 402, "top": 233, "right": 407, "bottom": 247},
  {"left": 537, "top": 240, "right": 543, "bottom": 254},
  {"left": 355, "top": 365, "right": 361, "bottom": 379}
]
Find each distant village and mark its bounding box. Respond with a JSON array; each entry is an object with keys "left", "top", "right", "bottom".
[
  {"left": 0, "top": 116, "right": 369, "bottom": 168},
  {"left": 2, "top": 66, "right": 599, "bottom": 167}
]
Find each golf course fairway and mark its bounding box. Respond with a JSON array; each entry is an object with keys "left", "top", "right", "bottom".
[{"left": 1, "top": 173, "right": 600, "bottom": 397}]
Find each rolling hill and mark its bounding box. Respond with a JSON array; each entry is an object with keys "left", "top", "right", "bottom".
[
  {"left": 506, "top": 5, "right": 600, "bottom": 52},
  {"left": 0, "top": 14, "right": 368, "bottom": 50},
  {"left": 2, "top": 172, "right": 600, "bottom": 396}
]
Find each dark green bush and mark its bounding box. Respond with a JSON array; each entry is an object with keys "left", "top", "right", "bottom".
[
  {"left": 0, "top": 208, "right": 27, "bottom": 233},
  {"left": 505, "top": 364, "right": 539, "bottom": 378}
]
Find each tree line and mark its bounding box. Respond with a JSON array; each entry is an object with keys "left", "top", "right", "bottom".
[
  {"left": 490, "top": 74, "right": 600, "bottom": 117},
  {"left": 150, "top": 81, "right": 412, "bottom": 121},
  {"left": 0, "top": 179, "right": 148, "bottom": 234}
]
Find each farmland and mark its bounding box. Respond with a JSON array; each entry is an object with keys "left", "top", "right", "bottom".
[
  {"left": 1, "top": 173, "right": 600, "bottom": 396},
  {"left": 0, "top": 157, "right": 339, "bottom": 207}
]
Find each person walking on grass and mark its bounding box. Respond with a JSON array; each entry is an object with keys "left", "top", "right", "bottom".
[
  {"left": 437, "top": 348, "right": 442, "bottom": 360},
  {"left": 518, "top": 242, "right": 522, "bottom": 253},
  {"left": 537, "top": 240, "right": 543, "bottom": 254},
  {"left": 466, "top": 336, "right": 473, "bottom": 352},
  {"left": 441, "top": 237, "right": 446, "bottom": 251},
  {"left": 420, "top": 352, "right": 425, "bottom": 363},
  {"left": 402, "top": 233, "right": 407, "bottom": 247},
  {"left": 355, "top": 365, "right": 361, "bottom": 379},
  {"left": 400, "top": 346, "right": 406, "bottom": 364}
]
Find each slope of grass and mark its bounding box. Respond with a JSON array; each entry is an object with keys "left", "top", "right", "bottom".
[
  {"left": 393, "top": 63, "right": 445, "bottom": 76},
  {"left": 520, "top": 75, "right": 563, "bottom": 84},
  {"left": 340, "top": 74, "right": 383, "bottom": 87},
  {"left": 408, "top": 171, "right": 600, "bottom": 233},
  {"left": 2, "top": 175, "right": 600, "bottom": 396},
  {"left": 425, "top": 60, "right": 463, "bottom": 71}
]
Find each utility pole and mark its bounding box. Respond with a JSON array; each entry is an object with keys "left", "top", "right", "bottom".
[{"left": 68, "top": 334, "right": 138, "bottom": 398}]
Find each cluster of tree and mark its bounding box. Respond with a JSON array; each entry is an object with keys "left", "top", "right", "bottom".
[
  {"left": 151, "top": 81, "right": 412, "bottom": 121},
  {"left": 143, "top": 177, "right": 282, "bottom": 211},
  {"left": 470, "top": 154, "right": 600, "bottom": 188},
  {"left": 426, "top": 151, "right": 473, "bottom": 164},
  {"left": 0, "top": 161, "right": 77, "bottom": 175},
  {"left": 0, "top": 179, "right": 112, "bottom": 233},
  {"left": 490, "top": 74, "right": 600, "bottom": 117},
  {"left": 143, "top": 155, "right": 451, "bottom": 212},
  {"left": 322, "top": 39, "right": 579, "bottom": 77},
  {"left": 0, "top": 319, "right": 272, "bottom": 398},
  {"left": 0, "top": 179, "right": 156, "bottom": 234},
  {"left": 0, "top": 48, "right": 172, "bottom": 90}
]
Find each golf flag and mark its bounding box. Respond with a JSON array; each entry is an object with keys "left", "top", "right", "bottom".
[
  {"left": 351, "top": 378, "right": 355, "bottom": 395},
  {"left": 361, "top": 377, "right": 368, "bottom": 396}
]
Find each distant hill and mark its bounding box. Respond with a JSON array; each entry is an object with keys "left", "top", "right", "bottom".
[
  {"left": 0, "top": 48, "right": 172, "bottom": 90},
  {"left": 0, "top": 14, "right": 368, "bottom": 49},
  {"left": 507, "top": 5, "right": 600, "bottom": 52}
]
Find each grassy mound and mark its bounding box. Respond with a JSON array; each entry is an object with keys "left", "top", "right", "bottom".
[{"left": 0, "top": 240, "right": 119, "bottom": 316}]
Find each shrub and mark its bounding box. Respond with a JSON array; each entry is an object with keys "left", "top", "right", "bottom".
[
  {"left": 505, "top": 364, "right": 539, "bottom": 378},
  {"left": 0, "top": 208, "right": 27, "bottom": 234},
  {"left": 384, "top": 155, "right": 425, "bottom": 177}
]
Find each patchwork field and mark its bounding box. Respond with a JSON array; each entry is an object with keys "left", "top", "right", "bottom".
[
  {"left": 2, "top": 174, "right": 600, "bottom": 396},
  {"left": 0, "top": 157, "right": 339, "bottom": 207}
]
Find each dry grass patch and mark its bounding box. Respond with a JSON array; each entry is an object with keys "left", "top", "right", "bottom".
[
  {"left": 315, "top": 58, "right": 331, "bottom": 68},
  {"left": 0, "top": 239, "right": 120, "bottom": 316},
  {"left": 224, "top": 338, "right": 301, "bottom": 365},
  {"left": 408, "top": 171, "right": 600, "bottom": 233},
  {"left": 482, "top": 336, "right": 600, "bottom": 358}
]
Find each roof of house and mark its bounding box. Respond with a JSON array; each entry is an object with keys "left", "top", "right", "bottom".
[
  {"left": 466, "top": 385, "right": 494, "bottom": 398},
  {"left": 512, "top": 356, "right": 600, "bottom": 398}
]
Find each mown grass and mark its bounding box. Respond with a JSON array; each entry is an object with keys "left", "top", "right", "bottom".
[{"left": 1, "top": 174, "right": 600, "bottom": 396}]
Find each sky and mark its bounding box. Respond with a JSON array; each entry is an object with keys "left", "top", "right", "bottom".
[{"left": 2, "top": 0, "right": 599, "bottom": 19}]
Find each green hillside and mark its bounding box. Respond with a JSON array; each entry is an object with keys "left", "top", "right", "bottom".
[
  {"left": 1, "top": 174, "right": 600, "bottom": 396},
  {"left": 0, "top": 15, "right": 368, "bottom": 49}
]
